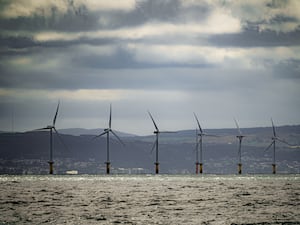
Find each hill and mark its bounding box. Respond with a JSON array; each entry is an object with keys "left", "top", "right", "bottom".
[{"left": 0, "top": 125, "right": 299, "bottom": 175}]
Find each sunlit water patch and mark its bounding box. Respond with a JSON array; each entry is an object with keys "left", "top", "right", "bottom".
[{"left": 0, "top": 174, "right": 299, "bottom": 224}]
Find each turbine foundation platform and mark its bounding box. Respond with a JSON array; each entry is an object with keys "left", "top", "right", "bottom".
[
  {"left": 48, "top": 161, "right": 54, "bottom": 175},
  {"left": 238, "top": 163, "right": 242, "bottom": 174},
  {"left": 105, "top": 162, "right": 111, "bottom": 174},
  {"left": 272, "top": 163, "right": 276, "bottom": 174},
  {"left": 155, "top": 162, "right": 159, "bottom": 174}
]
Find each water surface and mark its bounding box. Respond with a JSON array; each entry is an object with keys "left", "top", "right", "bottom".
[{"left": 0, "top": 175, "right": 299, "bottom": 224}]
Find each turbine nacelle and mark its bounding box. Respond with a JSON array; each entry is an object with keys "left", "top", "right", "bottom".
[{"left": 236, "top": 135, "right": 245, "bottom": 139}]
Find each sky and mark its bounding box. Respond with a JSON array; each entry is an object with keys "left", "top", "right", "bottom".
[{"left": 0, "top": 0, "right": 300, "bottom": 135}]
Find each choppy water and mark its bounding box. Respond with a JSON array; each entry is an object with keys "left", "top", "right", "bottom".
[{"left": 0, "top": 175, "right": 299, "bottom": 225}]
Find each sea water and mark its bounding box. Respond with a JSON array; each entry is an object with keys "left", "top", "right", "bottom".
[{"left": 0, "top": 174, "right": 299, "bottom": 224}]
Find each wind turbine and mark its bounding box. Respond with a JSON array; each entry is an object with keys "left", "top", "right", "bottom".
[
  {"left": 234, "top": 118, "right": 245, "bottom": 174},
  {"left": 265, "top": 118, "right": 291, "bottom": 174},
  {"left": 35, "top": 101, "right": 66, "bottom": 174},
  {"left": 193, "top": 113, "right": 218, "bottom": 174},
  {"left": 148, "top": 111, "right": 175, "bottom": 174},
  {"left": 93, "top": 104, "right": 124, "bottom": 174}
]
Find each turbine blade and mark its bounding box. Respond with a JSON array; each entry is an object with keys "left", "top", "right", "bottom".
[
  {"left": 53, "top": 101, "right": 60, "bottom": 126},
  {"left": 150, "top": 140, "right": 156, "bottom": 154},
  {"left": 234, "top": 118, "right": 242, "bottom": 135},
  {"left": 193, "top": 142, "right": 199, "bottom": 153},
  {"left": 92, "top": 130, "right": 107, "bottom": 140},
  {"left": 276, "top": 138, "right": 292, "bottom": 146},
  {"left": 34, "top": 127, "right": 50, "bottom": 131},
  {"left": 148, "top": 111, "right": 159, "bottom": 131},
  {"left": 264, "top": 141, "right": 274, "bottom": 152},
  {"left": 109, "top": 104, "right": 112, "bottom": 129},
  {"left": 204, "top": 133, "right": 219, "bottom": 137},
  {"left": 110, "top": 130, "right": 125, "bottom": 146},
  {"left": 53, "top": 127, "right": 69, "bottom": 152},
  {"left": 271, "top": 118, "right": 276, "bottom": 137},
  {"left": 160, "top": 131, "right": 176, "bottom": 133},
  {"left": 193, "top": 113, "right": 203, "bottom": 134}
]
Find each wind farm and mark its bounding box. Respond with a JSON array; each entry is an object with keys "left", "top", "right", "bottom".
[
  {"left": 0, "top": 108, "right": 299, "bottom": 175},
  {"left": 1, "top": 1, "right": 299, "bottom": 224}
]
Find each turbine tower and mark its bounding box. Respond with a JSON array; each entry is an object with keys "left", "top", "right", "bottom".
[
  {"left": 193, "top": 113, "right": 217, "bottom": 174},
  {"left": 194, "top": 128, "right": 200, "bottom": 174},
  {"left": 265, "top": 118, "right": 291, "bottom": 174},
  {"left": 234, "top": 118, "right": 245, "bottom": 174},
  {"left": 35, "top": 101, "right": 66, "bottom": 174},
  {"left": 93, "top": 104, "right": 124, "bottom": 174},
  {"left": 148, "top": 111, "right": 175, "bottom": 174}
]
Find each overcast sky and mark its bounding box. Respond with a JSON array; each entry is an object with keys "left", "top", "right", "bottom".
[{"left": 0, "top": 0, "right": 299, "bottom": 135}]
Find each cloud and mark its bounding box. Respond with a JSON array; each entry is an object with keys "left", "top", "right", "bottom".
[
  {"left": 209, "top": 30, "right": 300, "bottom": 47},
  {"left": 0, "top": 0, "right": 299, "bottom": 133},
  {"left": 33, "top": 17, "right": 241, "bottom": 43},
  {"left": 227, "top": 0, "right": 300, "bottom": 33},
  {"left": 0, "top": 0, "right": 136, "bottom": 19},
  {"left": 1, "top": 40, "right": 299, "bottom": 93}
]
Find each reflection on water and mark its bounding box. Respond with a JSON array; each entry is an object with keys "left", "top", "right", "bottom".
[{"left": 0, "top": 175, "right": 299, "bottom": 224}]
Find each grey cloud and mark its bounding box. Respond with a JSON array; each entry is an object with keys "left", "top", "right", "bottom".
[
  {"left": 272, "top": 59, "right": 300, "bottom": 79},
  {"left": 0, "top": 0, "right": 299, "bottom": 133},
  {"left": 0, "top": 0, "right": 211, "bottom": 33},
  {"left": 0, "top": 59, "right": 273, "bottom": 94},
  {"left": 0, "top": 8, "right": 99, "bottom": 32},
  {"left": 94, "top": 1, "right": 178, "bottom": 29},
  {"left": 209, "top": 29, "right": 300, "bottom": 48},
  {"left": 0, "top": 36, "right": 38, "bottom": 49},
  {"left": 0, "top": 35, "right": 119, "bottom": 50},
  {"left": 71, "top": 47, "right": 214, "bottom": 69}
]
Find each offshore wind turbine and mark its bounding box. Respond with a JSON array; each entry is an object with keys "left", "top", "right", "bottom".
[
  {"left": 265, "top": 118, "right": 291, "bottom": 174},
  {"left": 193, "top": 113, "right": 218, "bottom": 174},
  {"left": 234, "top": 118, "right": 245, "bottom": 174},
  {"left": 194, "top": 128, "right": 200, "bottom": 174},
  {"left": 93, "top": 104, "right": 124, "bottom": 174},
  {"left": 35, "top": 101, "right": 66, "bottom": 174},
  {"left": 148, "top": 111, "right": 175, "bottom": 174}
]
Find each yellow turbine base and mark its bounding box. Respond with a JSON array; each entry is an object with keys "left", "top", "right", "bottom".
[
  {"left": 155, "top": 163, "right": 159, "bottom": 174},
  {"left": 238, "top": 163, "right": 242, "bottom": 174},
  {"left": 199, "top": 163, "right": 203, "bottom": 174}
]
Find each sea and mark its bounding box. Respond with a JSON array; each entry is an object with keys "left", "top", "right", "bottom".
[{"left": 0, "top": 174, "right": 299, "bottom": 225}]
